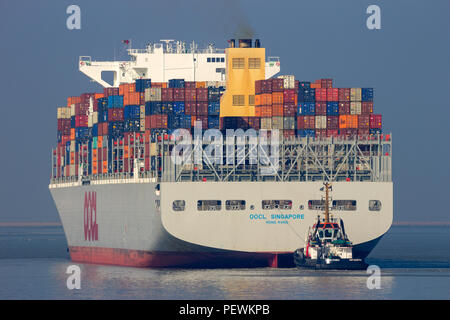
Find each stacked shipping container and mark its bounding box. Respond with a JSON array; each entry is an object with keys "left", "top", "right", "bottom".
[{"left": 54, "top": 76, "right": 382, "bottom": 178}]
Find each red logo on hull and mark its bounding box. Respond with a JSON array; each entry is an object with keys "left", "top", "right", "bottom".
[{"left": 84, "top": 191, "right": 98, "bottom": 241}]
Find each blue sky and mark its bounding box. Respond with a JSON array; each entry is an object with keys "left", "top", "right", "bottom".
[{"left": 0, "top": 0, "right": 448, "bottom": 222}]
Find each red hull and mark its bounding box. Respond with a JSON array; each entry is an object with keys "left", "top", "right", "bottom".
[{"left": 69, "top": 246, "right": 294, "bottom": 268}]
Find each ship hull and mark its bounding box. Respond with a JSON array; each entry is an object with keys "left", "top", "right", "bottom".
[{"left": 50, "top": 181, "right": 392, "bottom": 268}]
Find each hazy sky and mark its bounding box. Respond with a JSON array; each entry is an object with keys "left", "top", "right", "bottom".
[{"left": 0, "top": 0, "right": 448, "bottom": 223}]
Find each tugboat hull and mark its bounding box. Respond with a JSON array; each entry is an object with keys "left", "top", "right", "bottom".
[{"left": 293, "top": 249, "right": 368, "bottom": 270}]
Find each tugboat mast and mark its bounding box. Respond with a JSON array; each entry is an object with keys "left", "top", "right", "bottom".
[{"left": 324, "top": 182, "right": 331, "bottom": 223}]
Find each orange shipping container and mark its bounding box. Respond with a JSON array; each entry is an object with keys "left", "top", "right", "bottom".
[
  {"left": 260, "top": 93, "right": 272, "bottom": 105},
  {"left": 195, "top": 81, "right": 206, "bottom": 88},
  {"left": 124, "top": 145, "right": 129, "bottom": 158},
  {"left": 339, "top": 115, "right": 358, "bottom": 129},
  {"left": 272, "top": 92, "right": 283, "bottom": 105},
  {"left": 102, "top": 161, "right": 108, "bottom": 174},
  {"left": 92, "top": 161, "right": 98, "bottom": 175},
  {"left": 272, "top": 104, "right": 283, "bottom": 117},
  {"left": 119, "top": 83, "right": 136, "bottom": 95},
  {"left": 70, "top": 152, "right": 75, "bottom": 165},
  {"left": 70, "top": 128, "right": 75, "bottom": 140},
  {"left": 310, "top": 83, "right": 321, "bottom": 89},
  {"left": 260, "top": 105, "right": 272, "bottom": 117},
  {"left": 124, "top": 92, "right": 143, "bottom": 106},
  {"left": 92, "top": 149, "right": 98, "bottom": 162},
  {"left": 67, "top": 96, "right": 81, "bottom": 107},
  {"left": 94, "top": 93, "right": 104, "bottom": 100},
  {"left": 255, "top": 94, "right": 262, "bottom": 106}
]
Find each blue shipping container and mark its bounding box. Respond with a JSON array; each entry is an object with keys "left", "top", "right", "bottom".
[
  {"left": 135, "top": 79, "right": 151, "bottom": 92},
  {"left": 298, "top": 102, "right": 315, "bottom": 115},
  {"left": 208, "top": 116, "right": 220, "bottom": 129},
  {"left": 326, "top": 102, "right": 339, "bottom": 116},
  {"left": 208, "top": 102, "right": 220, "bottom": 115},
  {"left": 362, "top": 88, "right": 374, "bottom": 102},
  {"left": 173, "top": 101, "right": 185, "bottom": 114},
  {"left": 297, "top": 129, "right": 315, "bottom": 137},
  {"left": 108, "top": 95, "right": 124, "bottom": 109},
  {"left": 168, "top": 79, "right": 185, "bottom": 88},
  {"left": 124, "top": 105, "right": 140, "bottom": 119}
]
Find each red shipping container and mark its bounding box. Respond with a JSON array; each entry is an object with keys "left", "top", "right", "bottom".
[
  {"left": 184, "top": 81, "right": 196, "bottom": 89},
  {"left": 196, "top": 88, "right": 208, "bottom": 102},
  {"left": 103, "top": 87, "right": 119, "bottom": 97},
  {"left": 161, "top": 88, "right": 174, "bottom": 101},
  {"left": 358, "top": 114, "right": 370, "bottom": 129},
  {"left": 315, "top": 88, "right": 327, "bottom": 101},
  {"left": 315, "top": 102, "right": 327, "bottom": 115},
  {"left": 185, "top": 88, "right": 197, "bottom": 102},
  {"left": 173, "top": 88, "right": 185, "bottom": 101},
  {"left": 283, "top": 104, "right": 296, "bottom": 116},
  {"left": 75, "top": 115, "right": 88, "bottom": 127},
  {"left": 370, "top": 114, "right": 382, "bottom": 129},
  {"left": 327, "top": 88, "right": 339, "bottom": 101},
  {"left": 80, "top": 93, "right": 96, "bottom": 104},
  {"left": 271, "top": 78, "right": 284, "bottom": 92},
  {"left": 320, "top": 79, "right": 333, "bottom": 88},
  {"left": 316, "top": 129, "right": 327, "bottom": 138},
  {"left": 98, "top": 122, "right": 108, "bottom": 135},
  {"left": 326, "top": 129, "right": 339, "bottom": 137},
  {"left": 196, "top": 102, "right": 208, "bottom": 116},
  {"left": 255, "top": 79, "right": 272, "bottom": 93},
  {"left": 338, "top": 88, "right": 351, "bottom": 101},
  {"left": 283, "top": 89, "right": 297, "bottom": 104},
  {"left": 340, "top": 128, "right": 358, "bottom": 138},
  {"left": 108, "top": 108, "right": 124, "bottom": 122},
  {"left": 185, "top": 101, "right": 196, "bottom": 115},
  {"left": 361, "top": 102, "right": 373, "bottom": 114},
  {"left": 294, "top": 80, "right": 299, "bottom": 90},
  {"left": 57, "top": 119, "right": 71, "bottom": 131},
  {"left": 297, "top": 116, "right": 315, "bottom": 129},
  {"left": 283, "top": 129, "right": 295, "bottom": 139},
  {"left": 259, "top": 105, "right": 272, "bottom": 117},
  {"left": 150, "top": 114, "right": 168, "bottom": 129},
  {"left": 327, "top": 116, "right": 339, "bottom": 129},
  {"left": 339, "top": 102, "right": 350, "bottom": 115},
  {"left": 358, "top": 129, "right": 370, "bottom": 139},
  {"left": 75, "top": 103, "right": 89, "bottom": 116}
]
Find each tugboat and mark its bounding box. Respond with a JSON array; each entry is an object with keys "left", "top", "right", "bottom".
[{"left": 293, "top": 183, "right": 368, "bottom": 270}]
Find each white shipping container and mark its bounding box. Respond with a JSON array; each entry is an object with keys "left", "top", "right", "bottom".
[
  {"left": 140, "top": 119, "right": 145, "bottom": 131},
  {"left": 57, "top": 107, "right": 71, "bottom": 119},
  {"left": 272, "top": 116, "right": 284, "bottom": 129},
  {"left": 145, "top": 87, "right": 162, "bottom": 102},
  {"left": 350, "top": 88, "right": 362, "bottom": 101},
  {"left": 261, "top": 118, "right": 272, "bottom": 129},
  {"left": 315, "top": 116, "right": 327, "bottom": 129},
  {"left": 70, "top": 104, "right": 76, "bottom": 117},
  {"left": 283, "top": 117, "right": 296, "bottom": 130},
  {"left": 140, "top": 105, "right": 146, "bottom": 118},
  {"left": 278, "top": 75, "right": 296, "bottom": 89},
  {"left": 350, "top": 102, "right": 361, "bottom": 115}
]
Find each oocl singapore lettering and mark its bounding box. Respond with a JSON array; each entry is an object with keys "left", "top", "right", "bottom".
[{"left": 84, "top": 191, "right": 98, "bottom": 241}]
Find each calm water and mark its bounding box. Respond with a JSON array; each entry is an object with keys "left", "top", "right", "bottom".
[{"left": 0, "top": 225, "right": 449, "bottom": 300}]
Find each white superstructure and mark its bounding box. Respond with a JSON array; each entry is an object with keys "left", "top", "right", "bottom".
[{"left": 78, "top": 40, "right": 281, "bottom": 87}]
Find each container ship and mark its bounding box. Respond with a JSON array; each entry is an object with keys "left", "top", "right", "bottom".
[{"left": 49, "top": 39, "right": 392, "bottom": 268}]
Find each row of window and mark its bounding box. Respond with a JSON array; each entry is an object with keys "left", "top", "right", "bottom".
[
  {"left": 207, "top": 57, "right": 225, "bottom": 63},
  {"left": 232, "top": 95, "right": 255, "bottom": 106},
  {"left": 232, "top": 58, "right": 261, "bottom": 69},
  {"left": 172, "top": 200, "right": 382, "bottom": 212}
]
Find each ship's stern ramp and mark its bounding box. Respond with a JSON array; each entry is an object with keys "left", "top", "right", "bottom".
[{"left": 160, "top": 181, "right": 393, "bottom": 253}]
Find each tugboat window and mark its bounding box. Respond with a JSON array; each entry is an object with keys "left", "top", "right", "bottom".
[
  {"left": 226, "top": 200, "right": 246, "bottom": 211},
  {"left": 172, "top": 200, "right": 185, "bottom": 211},
  {"left": 197, "top": 200, "right": 222, "bottom": 211},
  {"left": 369, "top": 200, "right": 382, "bottom": 211}
]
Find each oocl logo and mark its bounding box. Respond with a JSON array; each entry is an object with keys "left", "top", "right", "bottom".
[{"left": 84, "top": 191, "right": 98, "bottom": 241}]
